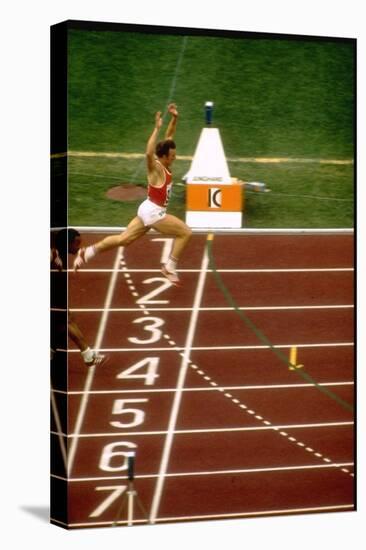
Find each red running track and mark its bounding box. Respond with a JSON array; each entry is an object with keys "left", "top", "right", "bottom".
[{"left": 51, "top": 231, "right": 355, "bottom": 528}]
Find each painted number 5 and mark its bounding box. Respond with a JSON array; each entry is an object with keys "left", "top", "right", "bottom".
[{"left": 109, "top": 398, "right": 148, "bottom": 429}]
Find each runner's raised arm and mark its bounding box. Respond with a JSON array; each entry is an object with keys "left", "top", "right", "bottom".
[
  {"left": 165, "top": 103, "right": 179, "bottom": 140},
  {"left": 146, "top": 111, "right": 163, "bottom": 174}
]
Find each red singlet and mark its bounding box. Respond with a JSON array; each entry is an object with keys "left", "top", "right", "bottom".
[{"left": 147, "top": 161, "right": 172, "bottom": 207}]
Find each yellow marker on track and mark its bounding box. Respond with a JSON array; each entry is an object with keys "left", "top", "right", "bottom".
[{"left": 289, "top": 346, "right": 304, "bottom": 371}]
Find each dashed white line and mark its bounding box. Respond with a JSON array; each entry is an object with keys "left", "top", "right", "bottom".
[{"left": 160, "top": 335, "right": 354, "bottom": 479}]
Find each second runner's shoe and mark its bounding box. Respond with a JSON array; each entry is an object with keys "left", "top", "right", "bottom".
[{"left": 85, "top": 352, "right": 108, "bottom": 368}]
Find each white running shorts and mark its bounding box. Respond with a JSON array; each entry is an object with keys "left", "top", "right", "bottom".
[{"left": 137, "top": 199, "right": 167, "bottom": 226}]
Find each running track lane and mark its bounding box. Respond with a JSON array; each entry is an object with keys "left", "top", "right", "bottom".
[{"left": 51, "top": 231, "right": 355, "bottom": 528}]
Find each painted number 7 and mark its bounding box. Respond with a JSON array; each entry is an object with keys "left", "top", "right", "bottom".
[
  {"left": 152, "top": 237, "right": 173, "bottom": 264},
  {"left": 89, "top": 486, "right": 127, "bottom": 518}
]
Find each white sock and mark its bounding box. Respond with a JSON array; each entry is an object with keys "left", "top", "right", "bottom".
[
  {"left": 166, "top": 256, "right": 177, "bottom": 273},
  {"left": 81, "top": 347, "right": 94, "bottom": 363},
  {"left": 84, "top": 245, "right": 97, "bottom": 262}
]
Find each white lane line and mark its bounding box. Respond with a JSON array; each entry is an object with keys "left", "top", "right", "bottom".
[
  {"left": 149, "top": 237, "right": 211, "bottom": 524},
  {"left": 51, "top": 504, "right": 355, "bottom": 528},
  {"left": 53, "top": 381, "right": 353, "bottom": 396},
  {"left": 66, "top": 227, "right": 353, "bottom": 236},
  {"left": 66, "top": 342, "right": 354, "bottom": 353},
  {"left": 50, "top": 386, "right": 67, "bottom": 471},
  {"left": 66, "top": 267, "right": 354, "bottom": 273},
  {"left": 52, "top": 420, "right": 353, "bottom": 438},
  {"left": 69, "top": 304, "right": 354, "bottom": 313},
  {"left": 67, "top": 247, "right": 123, "bottom": 477},
  {"left": 52, "top": 462, "right": 354, "bottom": 482}
]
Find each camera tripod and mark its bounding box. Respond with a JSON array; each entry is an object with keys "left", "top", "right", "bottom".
[{"left": 113, "top": 454, "right": 150, "bottom": 527}]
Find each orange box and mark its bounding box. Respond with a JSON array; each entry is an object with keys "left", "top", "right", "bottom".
[{"left": 186, "top": 182, "right": 243, "bottom": 212}]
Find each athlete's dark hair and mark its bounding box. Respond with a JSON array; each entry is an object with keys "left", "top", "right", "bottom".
[
  {"left": 67, "top": 228, "right": 81, "bottom": 246},
  {"left": 155, "top": 139, "right": 176, "bottom": 158},
  {"left": 54, "top": 228, "right": 80, "bottom": 256}
]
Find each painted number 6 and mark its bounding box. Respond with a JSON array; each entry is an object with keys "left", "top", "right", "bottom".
[{"left": 99, "top": 441, "right": 137, "bottom": 472}]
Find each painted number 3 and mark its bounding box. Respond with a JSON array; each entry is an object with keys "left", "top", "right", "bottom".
[{"left": 128, "top": 317, "right": 165, "bottom": 344}]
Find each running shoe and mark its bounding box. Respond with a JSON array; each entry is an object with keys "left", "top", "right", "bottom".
[
  {"left": 161, "top": 264, "right": 181, "bottom": 286},
  {"left": 85, "top": 352, "right": 108, "bottom": 368}
]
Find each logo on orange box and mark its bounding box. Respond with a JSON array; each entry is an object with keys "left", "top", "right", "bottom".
[{"left": 208, "top": 188, "right": 222, "bottom": 208}]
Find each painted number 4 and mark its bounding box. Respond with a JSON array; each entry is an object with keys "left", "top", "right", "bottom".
[{"left": 117, "top": 357, "right": 160, "bottom": 385}]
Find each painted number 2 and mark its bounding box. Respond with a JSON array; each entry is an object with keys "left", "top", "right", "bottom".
[{"left": 136, "top": 277, "right": 172, "bottom": 305}]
